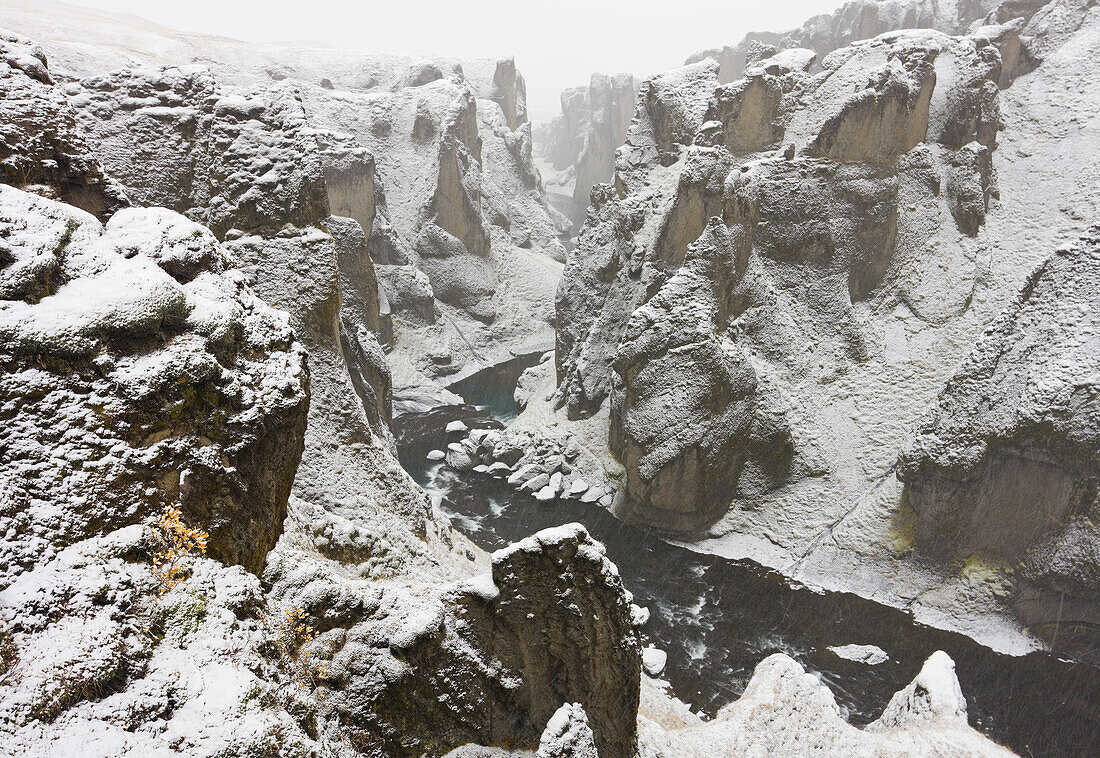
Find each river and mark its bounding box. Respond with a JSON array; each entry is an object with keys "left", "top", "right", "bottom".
[{"left": 394, "top": 360, "right": 1100, "bottom": 758}]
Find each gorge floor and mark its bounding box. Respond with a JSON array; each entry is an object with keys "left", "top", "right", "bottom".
[{"left": 394, "top": 364, "right": 1100, "bottom": 758}]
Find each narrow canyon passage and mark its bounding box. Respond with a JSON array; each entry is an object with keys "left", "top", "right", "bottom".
[
  {"left": 395, "top": 362, "right": 1100, "bottom": 758},
  {"left": 2, "top": 0, "right": 1099, "bottom": 755}
]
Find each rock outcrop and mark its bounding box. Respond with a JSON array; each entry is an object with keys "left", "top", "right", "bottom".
[
  {"left": 635, "top": 649, "right": 1013, "bottom": 757},
  {"left": 0, "top": 12, "right": 646, "bottom": 757},
  {"left": 685, "top": 0, "right": 1035, "bottom": 84},
  {"left": 0, "top": 30, "right": 127, "bottom": 218},
  {"left": 62, "top": 66, "right": 396, "bottom": 445},
  {"left": 438, "top": 648, "right": 1014, "bottom": 757},
  {"left": 0, "top": 528, "right": 327, "bottom": 755},
  {"left": 537, "top": 703, "right": 599, "bottom": 758},
  {"left": 609, "top": 219, "right": 793, "bottom": 532},
  {"left": 899, "top": 226, "right": 1100, "bottom": 603},
  {"left": 551, "top": 0, "right": 1100, "bottom": 642},
  {"left": 299, "top": 63, "right": 566, "bottom": 393},
  {"left": 290, "top": 523, "right": 641, "bottom": 757},
  {"left": 556, "top": 26, "right": 1007, "bottom": 534},
  {"left": 0, "top": 185, "right": 309, "bottom": 574},
  {"left": 540, "top": 73, "right": 639, "bottom": 215},
  {"left": 1, "top": 0, "right": 567, "bottom": 406}
]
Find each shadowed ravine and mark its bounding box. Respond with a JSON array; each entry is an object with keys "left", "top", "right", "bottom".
[{"left": 395, "top": 363, "right": 1100, "bottom": 758}]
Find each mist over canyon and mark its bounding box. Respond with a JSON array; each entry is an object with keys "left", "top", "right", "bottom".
[{"left": 0, "top": 0, "right": 1098, "bottom": 756}]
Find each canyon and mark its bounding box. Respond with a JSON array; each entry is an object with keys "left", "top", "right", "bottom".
[{"left": 0, "top": 0, "right": 1098, "bottom": 756}]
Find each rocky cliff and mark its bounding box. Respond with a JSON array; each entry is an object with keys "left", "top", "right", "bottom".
[
  {"left": 899, "top": 225, "right": 1100, "bottom": 621},
  {"left": 0, "top": 13, "right": 639, "bottom": 757},
  {"left": 0, "top": 30, "right": 128, "bottom": 219},
  {"left": 553, "top": 0, "right": 1100, "bottom": 645},
  {"left": 0, "top": 0, "right": 568, "bottom": 407},
  {"left": 685, "top": 0, "right": 1033, "bottom": 83},
  {"left": 635, "top": 649, "right": 1013, "bottom": 757},
  {"left": 539, "top": 73, "right": 639, "bottom": 221},
  {"left": 1, "top": 0, "right": 1097, "bottom": 754}
]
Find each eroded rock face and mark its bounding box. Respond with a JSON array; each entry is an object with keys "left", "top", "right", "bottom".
[
  {"left": 685, "top": 0, "right": 1024, "bottom": 84},
  {"left": 0, "top": 29, "right": 127, "bottom": 219},
  {"left": 59, "top": 64, "right": 396, "bottom": 444},
  {"left": 0, "top": 528, "right": 325, "bottom": 755},
  {"left": 899, "top": 226, "right": 1100, "bottom": 601},
  {"left": 4, "top": 1, "right": 569, "bottom": 401},
  {"left": 303, "top": 524, "right": 641, "bottom": 758},
  {"left": 610, "top": 220, "right": 793, "bottom": 532},
  {"left": 556, "top": 27, "right": 1005, "bottom": 534},
  {"left": 299, "top": 65, "right": 565, "bottom": 391},
  {"left": 468, "top": 524, "right": 640, "bottom": 758},
  {"left": 0, "top": 184, "right": 309, "bottom": 575},
  {"left": 0, "top": 21, "right": 639, "bottom": 757},
  {"left": 73, "top": 66, "right": 330, "bottom": 238},
  {"left": 541, "top": 73, "right": 639, "bottom": 212}
]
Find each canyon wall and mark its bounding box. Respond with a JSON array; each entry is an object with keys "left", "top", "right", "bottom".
[
  {"left": 540, "top": 73, "right": 640, "bottom": 217},
  {"left": 554, "top": 0, "right": 1100, "bottom": 640},
  {"left": 899, "top": 226, "right": 1100, "bottom": 610},
  {"left": 0, "top": 0, "right": 569, "bottom": 406},
  {"left": 1, "top": 0, "right": 1097, "bottom": 755},
  {"left": 685, "top": 0, "right": 1031, "bottom": 82},
  {"left": 0, "top": 14, "right": 639, "bottom": 757}
]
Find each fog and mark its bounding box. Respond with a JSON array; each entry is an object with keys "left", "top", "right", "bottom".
[{"left": 68, "top": 0, "right": 842, "bottom": 122}]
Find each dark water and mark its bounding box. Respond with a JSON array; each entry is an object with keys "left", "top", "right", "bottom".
[
  {"left": 396, "top": 367, "right": 1100, "bottom": 758},
  {"left": 444, "top": 352, "right": 546, "bottom": 425}
]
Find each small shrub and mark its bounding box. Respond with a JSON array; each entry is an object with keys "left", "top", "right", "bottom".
[
  {"left": 0, "top": 627, "right": 17, "bottom": 679},
  {"left": 261, "top": 606, "right": 327, "bottom": 692},
  {"left": 146, "top": 505, "right": 208, "bottom": 596}
]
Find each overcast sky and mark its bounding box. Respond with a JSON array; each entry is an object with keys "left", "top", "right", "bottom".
[{"left": 70, "top": 0, "right": 843, "bottom": 123}]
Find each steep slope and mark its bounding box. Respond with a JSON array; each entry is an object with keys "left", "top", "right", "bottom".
[
  {"left": 899, "top": 226, "right": 1100, "bottom": 625},
  {"left": 0, "top": 0, "right": 568, "bottom": 407},
  {"left": 538, "top": 73, "right": 639, "bottom": 223},
  {"left": 685, "top": 0, "right": 1030, "bottom": 83},
  {"left": 0, "top": 29, "right": 127, "bottom": 218},
  {"left": 551, "top": 0, "right": 1100, "bottom": 646},
  {"left": 0, "top": 18, "right": 642, "bottom": 758}
]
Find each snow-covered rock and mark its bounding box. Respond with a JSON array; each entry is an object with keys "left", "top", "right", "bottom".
[
  {"left": 871, "top": 650, "right": 967, "bottom": 728},
  {"left": 539, "top": 73, "right": 639, "bottom": 220},
  {"left": 1, "top": 0, "right": 566, "bottom": 404},
  {"left": 826, "top": 644, "right": 890, "bottom": 665},
  {"left": 537, "top": 703, "right": 599, "bottom": 758},
  {"left": 642, "top": 646, "right": 668, "bottom": 675},
  {"left": 899, "top": 225, "right": 1100, "bottom": 605},
  {"left": 0, "top": 11, "right": 642, "bottom": 756},
  {"left": 636, "top": 650, "right": 1013, "bottom": 757},
  {"left": 0, "top": 28, "right": 127, "bottom": 218},
  {"left": 685, "top": 0, "right": 1032, "bottom": 84},
  {"left": 0, "top": 185, "right": 308, "bottom": 574},
  {"left": 551, "top": 0, "right": 1100, "bottom": 640}
]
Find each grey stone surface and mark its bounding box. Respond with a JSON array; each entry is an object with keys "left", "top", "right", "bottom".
[
  {"left": 0, "top": 29, "right": 128, "bottom": 218},
  {"left": 557, "top": 27, "right": 1005, "bottom": 534},
  {"left": 684, "top": 0, "right": 1029, "bottom": 84},
  {"left": 0, "top": 185, "right": 309, "bottom": 574},
  {"left": 899, "top": 226, "right": 1100, "bottom": 602},
  {"left": 541, "top": 72, "right": 639, "bottom": 213},
  {"left": 0, "top": 11, "right": 636, "bottom": 756}
]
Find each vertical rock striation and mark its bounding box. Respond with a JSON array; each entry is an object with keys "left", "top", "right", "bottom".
[
  {"left": 899, "top": 226, "right": 1100, "bottom": 605},
  {"left": 542, "top": 73, "right": 640, "bottom": 212},
  {"left": 556, "top": 26, "right": 1008, "bottom": 535}
]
